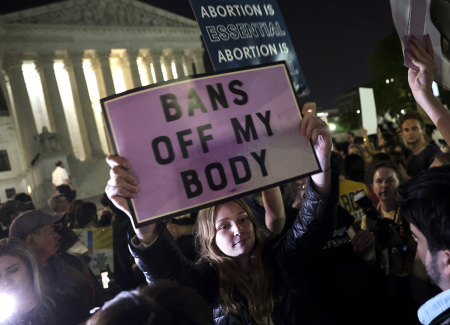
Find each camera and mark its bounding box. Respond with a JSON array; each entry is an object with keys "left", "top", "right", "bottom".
[
  {"left": 373, "top": 218, "right": 398, "bottom": 249},
  {"left": 353, "top": 190, "right": 397, "bottom": 248},
  {"left": 353, "top": 190, "right": 379, "bottom": 222}
]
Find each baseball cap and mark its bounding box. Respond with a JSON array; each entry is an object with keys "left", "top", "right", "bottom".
[{"left": 9, "top": 209, "right": 63, "bottom": 239}]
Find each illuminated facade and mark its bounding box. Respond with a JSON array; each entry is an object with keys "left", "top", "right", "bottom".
[{"left": 0, "top": 0, "right": 205, "bottom": 206}]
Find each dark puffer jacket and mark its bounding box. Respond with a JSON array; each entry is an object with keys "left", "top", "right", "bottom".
[{"left": 129, "top": 177, "right": 339, "bottom": 325}]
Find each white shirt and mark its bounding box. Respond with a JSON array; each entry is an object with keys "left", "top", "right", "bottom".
[
  {"left": 418, "top": 289, "right": 450, "bottom": 325},
  {"left": 52, "top": 166, "right": 69, "bottom": 187}
]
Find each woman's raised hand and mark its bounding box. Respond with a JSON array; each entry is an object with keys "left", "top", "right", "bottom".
[{"left": 105, "top": 155, "right": 139, "bottom": 216}]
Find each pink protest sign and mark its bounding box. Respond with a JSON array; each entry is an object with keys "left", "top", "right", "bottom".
[{"left": 102, "top": 63, "right": 320, "bottom": 227}]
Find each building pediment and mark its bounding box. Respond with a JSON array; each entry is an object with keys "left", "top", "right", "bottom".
[{"left": 0, "top": 0, "right": 197, "bottom": 29}]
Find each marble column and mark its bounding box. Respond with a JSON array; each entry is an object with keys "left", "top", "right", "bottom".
[
  {"left": 2, "top": 53, "right": 39, "bottom": 166},
  {"left": 193, "top": 48, "right": 206, "bottom": 74},
  {"left": 149, "top": 50, "right": 164, "bottom": 83},
  {"left": 96, "top": 50, "right": 116, "bottom": 96},
  {"left": 37, "top": 52, "right": 72, "bottom": 154},
  {"left": 161, "top": 54, "right": 173, "bottom": 80},
  {"left": 140, "top": 54, "right": 154, "bottom": 85},
  {"left": 173, "top": 50, "right": 186, "bottom": 79},
  {"left": 68, "top": 51, "right": 103, "bottom": 156},
  {"left": 127, "top": 49, "right": 142, "bottom": 88},
  {"left": 183, "top": 53, "right": 195, "bottom": 76}
]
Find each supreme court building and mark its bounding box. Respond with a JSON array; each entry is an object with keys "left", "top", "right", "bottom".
[{"left": 0, "top": 0, "right": 205, "bottom": 208}]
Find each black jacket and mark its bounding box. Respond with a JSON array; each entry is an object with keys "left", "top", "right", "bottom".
[{"left": 130, "top": 177, "right": 339, "bottom": 325}]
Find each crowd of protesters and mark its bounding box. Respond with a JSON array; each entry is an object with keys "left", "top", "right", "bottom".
[{"left": 0, "top": 34, "right": 449, "bottom": 325}]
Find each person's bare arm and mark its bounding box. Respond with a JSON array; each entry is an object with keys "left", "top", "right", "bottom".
[
  {"left": 406, "top": 35, "right": 450, "bottom": 145},
  {"left": 361, "top": 126, "right": 379, "bottom": 155},
  {"left": 261, "top": 187, "right": 285, "bottom": 234}
]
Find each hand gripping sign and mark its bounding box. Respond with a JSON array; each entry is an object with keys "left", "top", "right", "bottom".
[{"left": 102, "top": 63, "right": 320, "bottom": 228}]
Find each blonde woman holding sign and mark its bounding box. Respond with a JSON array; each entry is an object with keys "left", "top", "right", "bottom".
[{"left": 105, "top": 103, "right": 337, "bottom": 324}]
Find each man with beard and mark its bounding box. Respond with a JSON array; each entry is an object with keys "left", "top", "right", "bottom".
[
  {"left": 399, "top": 165, "right": 450, "bottom": 325},
  {"left": 398, "top": 111, "right": 440, "bottom": 178}
]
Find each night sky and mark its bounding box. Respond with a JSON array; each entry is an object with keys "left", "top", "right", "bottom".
[{"left": 0, "top": 0, "right": 396, "bottom": 109}]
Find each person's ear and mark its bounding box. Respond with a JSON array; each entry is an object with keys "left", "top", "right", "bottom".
[
  {"left": 442, "top": 249, "right": 450, "bottom": 277},
  {"left": 24, "top": 233, "right": 35, "bottom": 246}
]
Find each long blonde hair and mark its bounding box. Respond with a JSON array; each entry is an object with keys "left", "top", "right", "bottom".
[
  {"left": 196, "top": 198, "right": 273, "bottom": 322},
  {"left": 0, "top": 237, "right": 55, "bottom": 323}
]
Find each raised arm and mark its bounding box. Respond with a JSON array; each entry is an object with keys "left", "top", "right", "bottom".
[
  {"left": 300, "top": 102, "right": 332, "bottom": 195},
  {"left": 406, "top": 34, "right": 450, "bottom": 145},
  {"left": 105, "top": 155, "right": 158, "bottom": 245},
  {"left": 282, "top": 103, "right": 336, "bottom": 255},
  {"left": 261, "top": 186, "right": 285, "bottom": 234},
  {"left": 105, "top": 155, "right": 218, "bottom": 301},
  {"left": 361, "top": 126, "right": 380, "bottom": 155}
]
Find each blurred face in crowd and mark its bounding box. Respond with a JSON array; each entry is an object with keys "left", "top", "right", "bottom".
[
  {"left": 401, "top": 119, "right": 425, "bottom": 146},
  {"left": 0, "top": 255, "right": 33, "bottom": 303},
  {"left": 345, "top": 133, "right": 355, "bottom": 144},
  {"left": 28, "top": 225, "right": 61, "bottom": 264},
  {"left": 214, "top": 202, "right": 255, "bottom": 260},
  {"left": 373, "top": 167, "right": 400, "bottom": 203}
]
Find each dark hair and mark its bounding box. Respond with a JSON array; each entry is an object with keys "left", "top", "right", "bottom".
[
  {"left": 99, "top": 211, "right": 113, "bottom": 227},
  {"left": 399, "top": 165, "right": 450, "bottom": 252},
  {"left": 370, "top": 153, "right": 390, "bottom": 167},
  {"left": 66, "top": 200, "right": 84, "bottom": 228},
  {"left": 424, "top": 124, "right": 437, "bottom": 137},
  {"left": 346, "top": 131, "right": 355, "bottom": 137},
  {"left": 13, "top": 193, "right": 35, "bottom": 210},
  {"left": 75, "top": 202, "right": 98, "bottom": 228},
  {"left": 344, "top": 154, "right": 365, "bottom": 182},
  {"left": 330, "top": 151, "right": 344, "bottom": 177},
  {"left": 398, "top": 111, "right": 425, "bottom": 129},
  {"left": 56, "top": 184, "right": 75, "bottom": 202},
  {"left": 87, "top": 281, "right": 213, "bottom": 325},
  {"left": 100, "top": 193, "right": 111, "bottom": 207},
  {"left": 371, "top": 160, "right": 402, "bottom": 183},
  {"left": 0, "top": 200, "right": 27, "bottom": 226},
  {"left": 380, "top": 131, "right": 396, "bottom": 149},
  {"left": 55, "top": 160, "right": 63, "bottom": 167}
]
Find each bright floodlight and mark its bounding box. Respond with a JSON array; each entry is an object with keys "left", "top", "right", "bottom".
[
  {"left": 328, "top": 123, "right": 336, "bottom": 131},
  {"left": 0, "top": 293, "right": 15, "bottom": 321}
]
